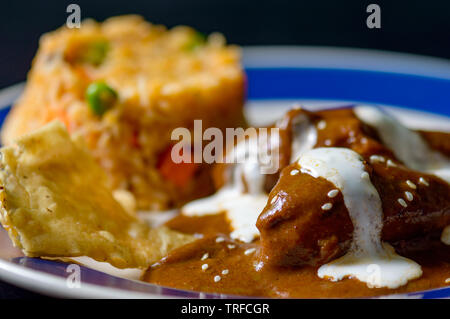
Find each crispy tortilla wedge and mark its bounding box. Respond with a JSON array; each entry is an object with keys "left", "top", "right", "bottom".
[{"left": 0, "top": 121, "right": 194, "bottom": 269}]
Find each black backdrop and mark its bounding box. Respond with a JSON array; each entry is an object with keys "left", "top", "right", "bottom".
[{"left": 0, "top": 0, "right": 449, "bottom": 89}]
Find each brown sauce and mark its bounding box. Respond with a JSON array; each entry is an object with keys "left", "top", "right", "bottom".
[
  {"left": 144, "top": 108, "right": 450, "bottom": 298},
  {"left": 144, "top": 215, "right": 450, "bottom": 298},
  {"left": 165, "top": 213, "right": 232, "bottom": 236}
]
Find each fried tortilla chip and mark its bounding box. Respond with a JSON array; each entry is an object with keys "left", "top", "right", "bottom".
[{"left": 0, "top": 121, "right": 194, "bottom": 269}]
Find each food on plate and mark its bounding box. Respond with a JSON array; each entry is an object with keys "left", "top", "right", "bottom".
[
  {"left": 0, "top": 105, "right": 448, "bottom": 297},
  {"left": 179, "top": 108, "right": 313, "bottom": 243},
  {"left": 258, "top": 106, "right": 450, "bottom": 268},
  {"left": 0, "top": 122, "right": 194, "bottom": 269},
  {"left": 144, "top": 106, "right": 450, "bottom": 297},
  {"left": 0, "top": 15, "right": 448, "bottom": 298},
  {"left": 1, "top": 15, "right": 246, "bottom": 210}
]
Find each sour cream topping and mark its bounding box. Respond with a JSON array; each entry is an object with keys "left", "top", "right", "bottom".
[
  {"left": 354, "top": 106, "right": 450, "bottom": 183},
  {"left": 285, "top": 112, "right": 318, "bottom": 162},
  {"left": 297, "top": 147, "right": 422, "bottom": 289},
  {"left": 355, "top": 105, "right": 450, "bottom": 246},
  {"left": 182, "top": 136, "right": 268, "bottom": 243},
  {"left": 183, "top": 111, "right": 318, "bottom": 243}
]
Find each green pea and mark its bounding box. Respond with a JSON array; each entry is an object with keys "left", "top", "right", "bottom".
[
  {"left": 85, "top": 82, "right": 118, "bottom": 116},
  {"left": 184, "top": 32, "right": 206, "bottom": 51},
  {"left": 80, "top": 41, "right": 109, "bottom": 66}
]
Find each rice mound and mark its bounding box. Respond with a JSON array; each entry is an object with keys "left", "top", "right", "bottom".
[{"left": 1, "top": 15, "right": 246, "bottom": 209}]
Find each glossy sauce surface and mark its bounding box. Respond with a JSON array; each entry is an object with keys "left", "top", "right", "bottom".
[
  {"left": 144, "top": 108, "right": 450, "bottom": 297},
  {"left": 145, "top": 213, "right": 450, "bottom": 298}
]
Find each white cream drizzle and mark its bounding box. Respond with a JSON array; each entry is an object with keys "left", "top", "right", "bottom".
[
  {"left": 354, "top": 106, "right": 450, "bottom": 183},
  {"left": 182, "top": 106, "right": 447, "bottom": 288},
  {"left": 354, "top": 105, "right": 450, "bottom": 245},
  {"left": 287, "top": 113, "right": 318, "bottom": 163},
  {"left": 297, "top": 147, "right": 422, "bottom": 289},
  {"left": 182, "top": 136, "right": 268, "bottom": 243},
  {"left": 182, "top": 111, "right": 318, "bottom": 243}
]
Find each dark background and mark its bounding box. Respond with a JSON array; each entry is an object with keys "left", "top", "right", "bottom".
[
  {"left": 0, "top": 0, "right": 449, "bottom": 89},
  {"left": 0, "top": 0, "right": 448, "bottom": 298}
]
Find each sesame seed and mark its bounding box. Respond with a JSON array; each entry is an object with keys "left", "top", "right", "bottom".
[
  {"left": 270, "top": 196, "right": 278, "bottom": 204},
  {"left": 321, "top": 203, "right": 333, "bottom": 211},
  {"left": 361, "top": 172, "right": 369, "bottom": 179},
  {"left": 151, "top": 262, "right": 160, "bottom": 268},
  {"left": 317, "top": 120, "right": 327, "bottom": 130},
  {"left": 370, "top": 155, "right": 385, "bottom": 164},
  {"left": 201, "top": 253, "right": 209, "bottom": 261},
  {"left": 419, "top": 177, "right": 429, "bottom": 186},
  {"left": 406, "top": 180, "right": 417, "bottom": 189},
  {"left": 214, "top": 275, "right": 221, "bottom": 282},
  {"left": 386, "top": 159, "right": 397, "bottom": 167},
  {"left": 398, "top": 198, "right": 407, "bottom": 208},
  {"left": 347, "top": 136, "right": 356, "bottom": 144},
  {"left": 216, "top": 237, "right": 225, "bottom": 243},
  {"left": 327, "top": 189, "right": 339, "bottom": 198},
  {"left": 222, "top": 269, "right": 229, "bottom": 275},
  {"left": 324, "top": 139, "right": 332, "bottom": 146},
  {"left": 290, "top": 169, "right": 299, "bottom": 176},
  {"left": 227, "top": 244, "right": 236, "bottom": 249},
  {"left": 361, "top": 137, "right": 368, "bottom": 144},
  {"left": 201, "top": 264, "right": 209, "bottom": 271},
  {"left": 244, "top": 248, "right": 256, "bottom": 255},
  {"left": 404, "top": 191, "right": 413, "bottom": 201}
]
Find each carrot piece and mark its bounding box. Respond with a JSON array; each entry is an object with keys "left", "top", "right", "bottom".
[
  {"left": 44, "top": 108, "right": 71, "bottom": 132},
  {"left": 157, "top": 145, "right": 198, "bottom": 188}
]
